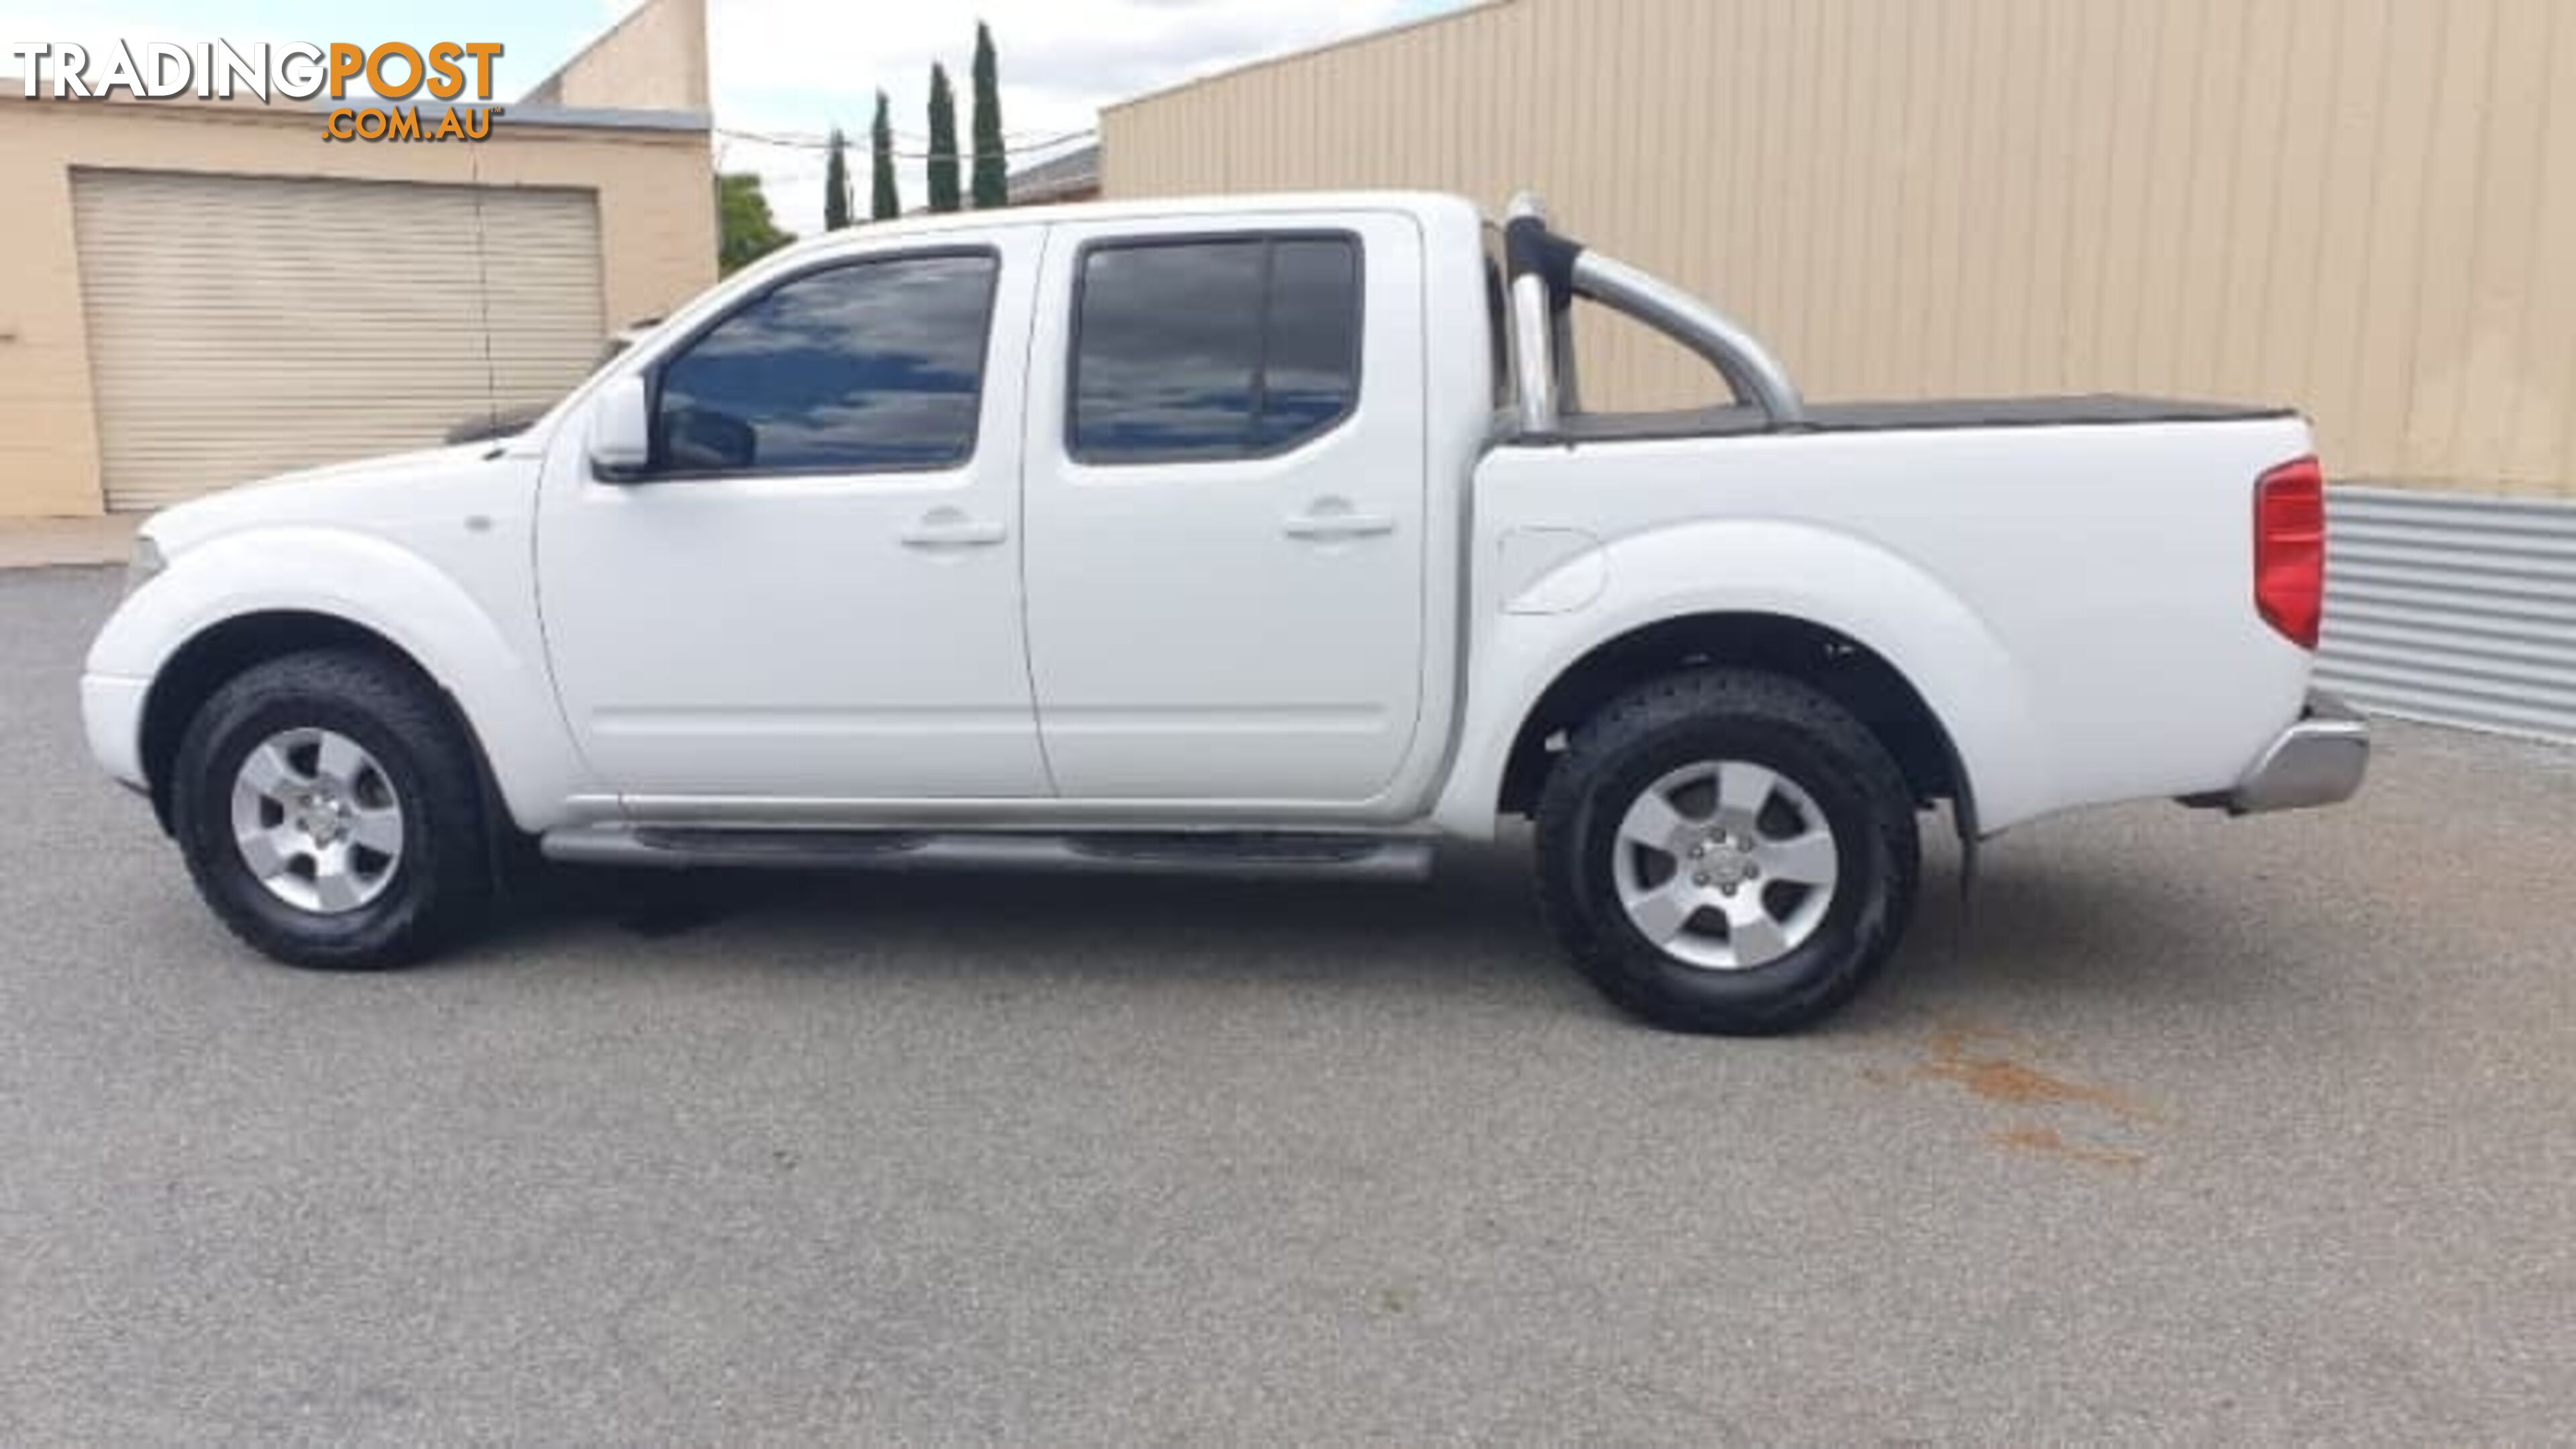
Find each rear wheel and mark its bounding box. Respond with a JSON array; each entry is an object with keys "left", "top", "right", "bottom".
[
  {"left": 1535, "top": 669, "right": 1920, "bottom": 1034},
  {"left": 171, "top": 649, "right": 492, "bottom": 969}
]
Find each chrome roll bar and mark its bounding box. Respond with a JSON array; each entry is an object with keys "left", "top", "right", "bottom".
[
  {"left": 1501, "top": 191, "right": 1808, "bottom": 432},
  {"left": 1503, "top": 192, "right": 1562, "bottom": 435},
  {"left": 1566, "top": 250, "right": 1808, "bottom": 427}
]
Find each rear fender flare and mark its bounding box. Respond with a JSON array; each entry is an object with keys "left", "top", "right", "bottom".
[{"left": 1433, "top": 519, "right": 2051, "bottom": 837}]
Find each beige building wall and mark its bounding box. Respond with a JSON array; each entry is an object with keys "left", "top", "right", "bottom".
[
  {"left": 1104, "top": 0, "right": 2576, "bottom": 498},
  {"left": 523, "top": 0, "right": 712, "bottom": 115},
  {"left": 0, "top": 94, "right": 712, "bottom": 518}
]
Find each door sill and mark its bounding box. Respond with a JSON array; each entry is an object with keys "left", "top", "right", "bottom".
[{"left": 539, "top": 824, "right": 1437, "bottom": 881}]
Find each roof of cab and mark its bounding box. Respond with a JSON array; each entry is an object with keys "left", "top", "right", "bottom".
[{"left": 770, "top": 190, "right": 1483, "bottom": 261}]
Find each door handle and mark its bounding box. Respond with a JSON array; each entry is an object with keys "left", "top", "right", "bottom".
[
  {"left": 900, "top": 508, "right": 1008, "bottom": 549},
  {"left": 1283, "top": 506, "right": 1397, "bottom": 541}
]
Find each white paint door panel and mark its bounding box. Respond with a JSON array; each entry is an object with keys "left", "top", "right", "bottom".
[
  {"left": 1020, "top": 213, "right": 1430, "bottom": 802},
  {"left": 539, "top": 233, "right": 1047, "bottom": 802}
]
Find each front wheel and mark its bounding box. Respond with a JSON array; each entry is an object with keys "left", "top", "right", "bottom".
[
  {"left": 1535, "top": 669, "right": 1921, "bottom": 1034},
  {"left": 170, "top": 649, "right": 493, "bottom": 969}
]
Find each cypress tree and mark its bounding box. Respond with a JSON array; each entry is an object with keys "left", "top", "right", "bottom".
[
  {"left": 926, "top": 63, "right": 961, "bottom": 213},
  {"left": 869, "top": 91, "right": 900, "bottom": 220},
  {"left": 970, "top": 22, "right": 1007, "bottom": 209},
  {"left": 821, "top": 127, "right": 851, "bottom": 230}
]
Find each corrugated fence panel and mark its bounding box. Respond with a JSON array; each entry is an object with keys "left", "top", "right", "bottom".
[{"left": 2319, "top": 486, "right": 2576, "bottom": 743}]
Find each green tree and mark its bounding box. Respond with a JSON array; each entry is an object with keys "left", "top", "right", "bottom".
[
  {"left": 717, "top": 172, "right": 794, "bottom": 274},
  {"left": 869, "top": 90, "right": 900, "bottom": 220},
  {"left": 970, "top": 21, "right": 1007, "bottom": 209},
  {"left": 926, "top": 62, "right": 961, "bottom": 213},
  {"left": 821, "top": 126, "right": 852, "bottom": 231}
]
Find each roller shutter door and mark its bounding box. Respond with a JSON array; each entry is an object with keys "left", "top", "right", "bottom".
[{"left": 70, "top": 170, "right": 604, "bottom": 511}]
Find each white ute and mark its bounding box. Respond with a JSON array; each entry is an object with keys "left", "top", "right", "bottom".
[{"left": 83, "top": 191, "right": 2367, "bottom": 1033}]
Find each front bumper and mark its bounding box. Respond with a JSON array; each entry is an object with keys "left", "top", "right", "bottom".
[{"left": 2218, "top": 690, "right": 2369, "bottom": 814}]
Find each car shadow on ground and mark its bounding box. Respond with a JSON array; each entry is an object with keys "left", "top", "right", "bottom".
[
  {"left": 1854, "top": 839, "right": 2329, "bottom": 1029},
  {"left": 490, "top": 837, "right": 1572, "bottom": 997},
  {"left": 464, "top": 823, "right": 2293, "bottom": 1032}
]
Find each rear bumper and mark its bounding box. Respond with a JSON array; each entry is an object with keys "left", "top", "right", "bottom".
[{"left": 2212, "top": 690, "right": 2369, "bottom": 814}]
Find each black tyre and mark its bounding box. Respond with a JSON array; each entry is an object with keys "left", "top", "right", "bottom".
[
  {"left": 170, "top": 649, "right": 493, "bottom": 969},
  {"left": 1535, "top": 668, "right": 1921, "bottom": 1034}
]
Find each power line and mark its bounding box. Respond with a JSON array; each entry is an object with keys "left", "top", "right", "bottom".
[
  {"left": 714, "top": 123, "right": 1097, "bottom": 162},
  {"left": 720, "top": 125, "right": 1095, "bottom": 159},
  {"left": 885, "top": 125, "right": 1090, "bottom": 146},
  {"left": 791, "top": 124, "right": 1090, "bottom": 146}
]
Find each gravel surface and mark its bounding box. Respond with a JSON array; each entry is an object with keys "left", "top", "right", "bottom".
[{"left": 5, "top": 566, "right": 2572, "bottom": 1444}]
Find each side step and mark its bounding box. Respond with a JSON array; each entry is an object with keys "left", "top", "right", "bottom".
[{"left": 539, "top": 825, "right": 1438, "bottom": 881}]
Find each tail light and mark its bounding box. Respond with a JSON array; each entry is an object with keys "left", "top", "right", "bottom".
[{"left": 2255, "top": 455, "right": 2326, "bottom": 649}]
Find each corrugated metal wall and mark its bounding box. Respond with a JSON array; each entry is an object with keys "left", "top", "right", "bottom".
[
  {"left": 1104, "top": 0, "right": 2576, "bottom": 501},
  {"left": 2318, "top": 489, "right": 2576, "bottom": 743}
]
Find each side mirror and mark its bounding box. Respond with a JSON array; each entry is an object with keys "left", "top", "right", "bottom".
[
  {"left": 587, "top": 374, "right": 651, "bottom": 478},
  {"left": 663, "top": 407, "right": 757, "bottom": 472}
]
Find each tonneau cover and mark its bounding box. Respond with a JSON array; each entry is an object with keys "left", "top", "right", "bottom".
[{"left": 1550, "top": 394, "right": 2296, "bottom": 443}]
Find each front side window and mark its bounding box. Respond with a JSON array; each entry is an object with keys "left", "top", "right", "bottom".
[
  {"left": 1069, "top": 234, "right": 1361, "bottom": 463},
  {"left": 655, "top": 251, "right": 998, "bottom": 474}
]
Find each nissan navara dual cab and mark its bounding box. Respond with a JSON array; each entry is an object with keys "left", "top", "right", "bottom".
[{"left": 82, "top": 191, "right": 2367, "bottom": 1034}]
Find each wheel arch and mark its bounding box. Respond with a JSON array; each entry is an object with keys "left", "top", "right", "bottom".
[
  {"left": 1495, "top": 611, "right": 1970, "bottom": 822},
  {"left": 1430, "top": 517, "right": 2053, "bottom": 839},
  {"left": 94, "top": 525, "right": 596, "bottom": 837},
  {"left": 138, "top": 611, "right": 506, "bottom": 843}
]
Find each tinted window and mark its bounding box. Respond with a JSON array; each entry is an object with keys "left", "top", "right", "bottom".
[
  {"left": 1071, "top": 235, "right": 1361, "bottom": 462},
  {"left": 1256, "top": 239, "right": 1362, "bottom": 448},
  {"left": 655, "top": 252, "right": 997, "bottom": 474}
]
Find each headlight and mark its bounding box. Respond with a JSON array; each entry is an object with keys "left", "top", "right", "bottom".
[{"left": 123, "top": 534, "right": 166, "bottom": 596}]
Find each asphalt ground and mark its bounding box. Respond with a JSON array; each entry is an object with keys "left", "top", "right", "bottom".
[{"left": 5, "top": 564, "right": 2571, "bottom": 1444}]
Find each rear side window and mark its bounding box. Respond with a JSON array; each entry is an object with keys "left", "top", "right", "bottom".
[
  {"left": 1069, "top": 234, "right": 1362, "bottom": 463},
  {"left": 655, "top": 250, "right": 998, "bottom": 475}
]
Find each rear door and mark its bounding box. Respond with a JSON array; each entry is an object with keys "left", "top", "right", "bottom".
[{"left": 1020, "top": 211, "right": 1429, "bottom": 803}]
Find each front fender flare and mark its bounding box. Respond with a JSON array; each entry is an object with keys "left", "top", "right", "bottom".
[{"left": 88, "top": 527, "right": 592, "bottom": 831}]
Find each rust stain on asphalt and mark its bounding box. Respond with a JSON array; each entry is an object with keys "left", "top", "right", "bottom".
[
  {"left": 1913, "top": 1027, "right": 2158, "bottom": 1124},
  {"left": 1870, "top": 1024, "right": 2164, "bottom": 1169},
  {"left": 1990, "top": 1123, "right": 2146, "bottom": 1170}
]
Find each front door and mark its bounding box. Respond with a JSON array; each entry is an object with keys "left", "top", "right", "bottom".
[
  {"left": 1019, "top": 212, "right": 1430, "bottom": 804},
  {"left": 538, "top": 230, "right": 1051, "bottom": 804}
]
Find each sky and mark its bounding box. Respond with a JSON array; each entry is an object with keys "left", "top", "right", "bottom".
[{"left": 3, "top": 0, "right": 1468, "bottom": 235}]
